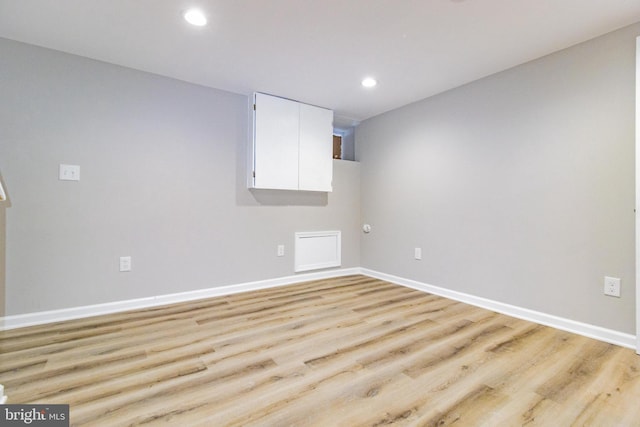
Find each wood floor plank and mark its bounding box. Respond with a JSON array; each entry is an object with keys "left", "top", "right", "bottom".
[{"left": 1, "top": 275, "right": 639, "bottom": 426}]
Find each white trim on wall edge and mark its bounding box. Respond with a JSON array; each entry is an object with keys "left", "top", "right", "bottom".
[
  {"left": 1, "top": 267, "right": 635, "bottom": 350},
  {"left": 0, "top": 268, "right": 361, "bottom": 331},
  {"left": 362, "top": 269, "right": 636, "bottom": 350}
]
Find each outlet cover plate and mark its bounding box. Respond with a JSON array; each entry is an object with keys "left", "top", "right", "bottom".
[
  {"left": 604, "top": 276, "right": 620, "bottom": 297},
  {"left": 120, "top": 256, "right": 132, "bottom": 272}
]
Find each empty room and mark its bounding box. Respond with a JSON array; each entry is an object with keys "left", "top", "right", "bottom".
[{"left": 2, "top": 1, "right": 640, "bottom": 425}]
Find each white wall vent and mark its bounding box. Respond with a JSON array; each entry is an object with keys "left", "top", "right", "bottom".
[{"left": 294, "top": 231, "right": 341, "bottom": 272}]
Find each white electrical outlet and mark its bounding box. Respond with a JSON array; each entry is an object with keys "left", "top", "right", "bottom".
[
  {"left": 604, "top": 276, "right": 620, "bottom": 297},
  {"left": 59, "top": 164, "right": 80, "bottom": 181},
  {"left": 119, "top": 256, "right": 132, "bottom": 272},
  {"left": 414, "top": 247, "right": 422, "bottom": 260},
  {"left": 277, "top": 244, "right": 285, "bottom": 257}
]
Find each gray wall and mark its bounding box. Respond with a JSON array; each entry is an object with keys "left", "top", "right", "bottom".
[
  {"left": 2, "top": 21, "right": 638, "bottom": 335},
  {"left": 357, "top": 23, "right": 639, "bottom": 334},
  {"left": 341, "top": 129, "right": 356, "bottom": 161},
  {"left": 0, "top": 38, "right": 361, "bottom": 315}
]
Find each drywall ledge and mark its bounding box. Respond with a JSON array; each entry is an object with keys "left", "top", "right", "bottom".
[
  {"left": 362, "top": 269, "right": 636, "bottom": 349},
  {"left": 0, "top": 267, "right": 360, "bottom": 330}
]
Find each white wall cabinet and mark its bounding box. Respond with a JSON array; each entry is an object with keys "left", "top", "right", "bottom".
[{"left": 250, "top": 92, "right": 333, "bottom": 192}]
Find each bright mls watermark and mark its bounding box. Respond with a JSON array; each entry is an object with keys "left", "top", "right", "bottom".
[{"left": 1, "top": 405, "right": 69, "bottom": 426}]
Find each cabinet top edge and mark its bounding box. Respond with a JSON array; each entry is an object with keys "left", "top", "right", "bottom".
[{"left": 253, "top": 92, "right": 332, "bottom": 112}]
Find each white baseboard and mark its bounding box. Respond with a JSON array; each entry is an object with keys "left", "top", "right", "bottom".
[
  {"left": 2, "top": 267, "right": 635, "bottom": 350},
  {"left": 0, "top": 268, "right": 361, "bottom": 331},
  {"left": 362, "top": 269, "right": 636, "bottom": 349}
]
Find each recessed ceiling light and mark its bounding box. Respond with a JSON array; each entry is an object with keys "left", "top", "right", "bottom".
[
  {"left": 184, "top": 9, "right": 207, "bottom": 26},
  {"left": 361, "top": 77, "right": 377, "bottom": 88}
]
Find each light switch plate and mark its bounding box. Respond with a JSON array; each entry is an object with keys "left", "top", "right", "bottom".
[{"left": 59, "top": 164, "right": 80, "bottom": 181}]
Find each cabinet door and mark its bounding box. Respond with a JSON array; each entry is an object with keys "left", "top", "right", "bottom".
[
  {"left": 298, "top": 103, "right": 333, "bottom": 191},
  {"left": 253, "top": 93, "right": 299, "bottom": 190}
]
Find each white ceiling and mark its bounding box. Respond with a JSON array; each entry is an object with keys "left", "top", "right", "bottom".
[{"left": 1, "top": 0, "right": 640, "bottom": 127}]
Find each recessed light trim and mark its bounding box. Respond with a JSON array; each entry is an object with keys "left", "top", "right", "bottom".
[
  {"left": 361, "top": 77, "right": 377, "bottom": 88},
  {"left": 184, "top": 9, "right": 207, "bottom": 26}
]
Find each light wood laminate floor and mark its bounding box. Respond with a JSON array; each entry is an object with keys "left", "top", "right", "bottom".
[{"left": 1, "top": 275, "right": 640, "bottom": 426}]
